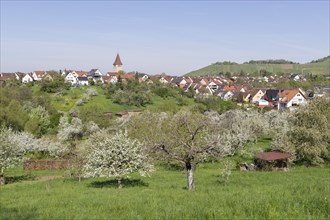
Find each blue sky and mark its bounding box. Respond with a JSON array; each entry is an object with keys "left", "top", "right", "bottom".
[{"left": 1, "top": 1, "right": 329, "bottom": 75}]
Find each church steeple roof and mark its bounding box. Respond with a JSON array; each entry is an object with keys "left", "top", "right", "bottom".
[{"left": 113, "top": 53, "right": 123, "bottom": 66}]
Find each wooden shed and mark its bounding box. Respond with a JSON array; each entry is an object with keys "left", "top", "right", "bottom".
[{"left": 255, "top": 151, "right": 291, "bottom": 171}]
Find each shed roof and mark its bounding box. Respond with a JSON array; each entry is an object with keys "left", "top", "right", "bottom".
[{"left": 256, "top": 152, "right": 290, "bottom": 161}]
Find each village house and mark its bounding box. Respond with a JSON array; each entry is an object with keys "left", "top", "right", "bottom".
[
  {"left": 77, "top": 77, "right": 89, "bottom": 86},
  {"left": 0, "top": 72, "right": 20, "bottom": 84},
  {"left": 278, "top": 88, "right": 307, "bottom": 108},
  {"left": 88, "top": 69, "right": 103, "bottom": 82},
  {"left": 215, "top": 89, "right": 234, "bottom": 100},
  {"left": 159, "top": 75, "right": 173, "bottom": 84},
  {"left": 106, "top": 72, "right": 119, "bottom": 84},
  {"left": 250, "top": 89, "right": 265, "bottom": 103},
  {"left": 256, "top": 99, "right": 269, "bottom": 107},
  {"left": 207, "top": 81, "right": 219, "bottom": 92},
  {"left": 64, "top": 72, "right": 78, "bottom": 85},
  {"left": 172, "top": 77, "right": 187, "bottom": 88},
  {"left": 22, "top": 73, "right": 34, "bottom": 83},
  {"left": 73, "top": 71, "right": 88, "bottom": 78},
  {"left": 32, "top": 71, "right": 47, "bottom": 81},
  {"left": 263, "top": 89, "right": 282, "bottom": 106},
  {"left": 101, "top": 75, "right": 112, "bottom": 84},
  {"left": 194, "top": 84, "right": 213, "bottom": 97},
  {"left": 135, "top": 72, "right": 149, "bottom": 82},
  {"left": 289, "top": 73, "right": 302, "bottom": 81}
]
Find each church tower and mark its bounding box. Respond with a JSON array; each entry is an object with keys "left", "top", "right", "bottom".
[{"left": 113, "top": 53, "right": 123, "bottom": 73}]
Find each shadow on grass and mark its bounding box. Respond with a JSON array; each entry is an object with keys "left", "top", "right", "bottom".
[
  {"left": 0, "top": 205, "right": 38, "bottom": 220},
  {"left": 215, "top": 179, "right": 229, "bottom": 186},
  {"left": 89, "top": 178, "right": 149, "bottom": 188},
  {"left": 5, "top": 174, "right": 35, "bottom": 184}
]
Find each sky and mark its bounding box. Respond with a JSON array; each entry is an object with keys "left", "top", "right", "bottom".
[{"left": 1, "top": 1, "right": 329, "bottom": 75}]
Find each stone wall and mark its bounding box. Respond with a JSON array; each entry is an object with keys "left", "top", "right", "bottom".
[{"left": 23, "top": 160, "right": 69, "bottom": 170}]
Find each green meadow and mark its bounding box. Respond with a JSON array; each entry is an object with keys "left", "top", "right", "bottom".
[
  {"left": 1, "top": 164, "right": 329, "bottom": 220},
  {"left": 32, "top": 85, "right": 196, "bottom": 114}
]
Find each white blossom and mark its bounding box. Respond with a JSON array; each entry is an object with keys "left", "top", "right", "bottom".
[
  {"left": 84, "top": 121, "right": 100, "bottom": 135},
  {"left": 0, "top": 127, "right": 22, "bottom": 174},
  {"left": 57, "top": 115, "right": 83, "bottom": 141},
  {"left": 83, "top": 130, "right": 153, "bottom": 181},
  {"left": 86, "top": 88, "right": 98, "bottom": 96}
]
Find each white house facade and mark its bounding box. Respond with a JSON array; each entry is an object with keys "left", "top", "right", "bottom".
[{"left": 22, "top": 73, "right": 34, "bottom": 83}]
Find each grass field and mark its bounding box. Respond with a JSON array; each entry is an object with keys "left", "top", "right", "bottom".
[
  {"left": 1, "top": 164, "right": 329, "bottom": 220},
  {"left": 31, "top": 85, "right": 196, "bottom": 115}
]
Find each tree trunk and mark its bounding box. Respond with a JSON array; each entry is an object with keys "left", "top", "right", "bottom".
[
  {"left": 0, "top": 174, "right": 5, "bottom": 185},
  {"left": 186, "top": 162, "right": 195, "bottom": 191},
  {"left": 117, "top": 177, "right": 122, "bottom": 189}
]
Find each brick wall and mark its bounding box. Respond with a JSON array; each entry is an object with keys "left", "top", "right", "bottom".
[{"left": 23, "top": 160, "right": 69, "bottom": 170}]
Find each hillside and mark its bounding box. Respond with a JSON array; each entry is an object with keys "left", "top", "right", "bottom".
[{"left": 185, "top": 56, "right": 330, "bottom": 76}]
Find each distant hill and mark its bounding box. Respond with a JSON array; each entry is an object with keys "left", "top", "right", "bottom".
[{"left": 185, "top": 56, "right": 330, "bottom": 76}]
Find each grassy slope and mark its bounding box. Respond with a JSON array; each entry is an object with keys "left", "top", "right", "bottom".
[
  {"left": 186, "top": 57, "right": 330, "bottom": 76},
  {"left": 38, "top": 85, "right": 196, "bottom": 114},
  {"left": 1, "top": 165, "right": 329, "bottom": 219}
]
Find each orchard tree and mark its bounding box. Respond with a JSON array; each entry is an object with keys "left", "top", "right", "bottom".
[
  {"left": 124, "top": 110, "right": 246, "bottom": 191},
  {"left": 0, "top": 127, "right": 24, "bottom": 185},
  {"left": 84, "top": 121, "right": 100, "bottom": 135},
  {"left": 57, "top": 115, "right": 83, "bottom": 141},
  {"left": 264, "top": 110, "right": 290, "bottom": 136},
  {"left": 216, "top": 110, "right": 267, "bottom": 143},
  {"left": 273, "top": 98, "right": 330, "bottom": 165},
  {"left": 83, "top": 130, "right": 153, "bottom": 188},
  {"left": 27, "top": 105, "right": 50, "bottom": 136}
]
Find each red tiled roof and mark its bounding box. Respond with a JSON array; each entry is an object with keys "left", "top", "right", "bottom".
[
  {"left": 120, "top": 74, "right": 134, "bottom": 79},
  {"left": 278, "top": 89, "right": 305, "bottom": 103},
  {"left": 34, "top": 71, "right": 46, "bottom": 76},
  {"left": 202, "top": 79, "right": 209, "bottom": 85},
  {"left": 75, "top": 71, "right": 88, "bottom": 77},
  {"left": 185, "top": 77, "right": 193, "bottom": 84},
  {"left": 164, "top": 76, "right": 173, "bottom": 81},
  {"left": 107, "top": 72, "right": 118, "bottom": 76},
  {"left": 223, "top": 85, "right": 236, "bottom": 92},
  {"left": 102, "top": 76, "right": 112, "bottom": 80},
  {"left": 0, "top": 73, "right": 17, "bottom": 81},
  {"left": 256, "top": 152, "right": 291, "bottom": 161}
]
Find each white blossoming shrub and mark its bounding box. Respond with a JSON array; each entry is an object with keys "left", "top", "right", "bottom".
[
  {"left": 57, "top": 115, "right": 83, "bottom": 141},
  {"left": 86, "top": 88, "right": 98, "bottom": 97},
  {"left": 264, "top": 110, "right": 290, "bottom": 136},
  {"left": 81, "top": 94, "right": 90, "bottom": 103},
  {"left": 8, "top": 128, "right": 67, "bottom": 158},
  {"left": 69, "top": 108, "right": 80, "bottom": 117},
  {"left": 84, "top": 121, "right": 100, "bottom": 135},
  {"left": 75, "top": 99, "right": 84, "bottom": 106},
  {"left": 0, "top": 127, "right": 23, "bottom": 176},
  {"left": 1, "top": 126, "right": 67, "bottom": 184},
  {"left": 83, "top": 130, "right": 153, "bottom": 188},
  {"left": 217, "top": 110, "right": 267, "bottom": 146}
]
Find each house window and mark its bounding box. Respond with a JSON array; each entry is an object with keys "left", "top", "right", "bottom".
[
  {"left": 298, "top": 99, "right": 302, "bottom": 101},
  {"left": 297, "top": 94, "right": 301, "bottom": 96}
]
